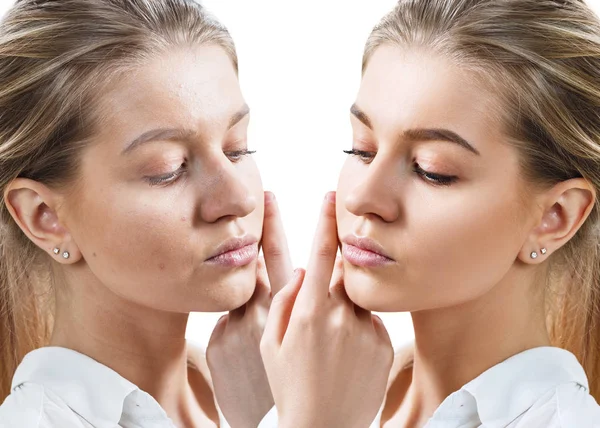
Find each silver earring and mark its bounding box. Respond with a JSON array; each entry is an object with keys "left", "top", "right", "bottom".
[
  {"left": 541, "top": 248, "right": 547, "bottom": 255},
  {"left": 530, "top": 251, "right": 538, "bottom": 259},
  {"left": 62, "top": 251, "right": 70, "bottom": 259},
  {"left": 53, "top": 247, "right": 60, "bottom": 255}
]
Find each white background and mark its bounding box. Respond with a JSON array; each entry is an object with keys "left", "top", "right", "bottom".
[{"left": 1, "top": 0, "right": 599, "bottom": 349}]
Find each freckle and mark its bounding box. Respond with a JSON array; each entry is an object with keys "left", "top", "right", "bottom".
[
  {"left": 93, "top": 252, "right": 97, "bottom": 257},
  {"left": 159, "top": 263, "right": 165, "bottom": 270}
]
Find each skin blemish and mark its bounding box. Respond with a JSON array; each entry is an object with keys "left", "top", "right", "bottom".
[{"left": 159, "top": 263, "right": 165, "bottom": 270}]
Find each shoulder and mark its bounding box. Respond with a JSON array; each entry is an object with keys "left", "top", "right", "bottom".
[
  {"left": 516, "top": 382, "right": 600, "bottom": 428},
  {"left": 0, "top": 383, "right": 87, "bottom": 428},
  {"left": 554, "top": 382, "right": 600, "bottom": 427}
]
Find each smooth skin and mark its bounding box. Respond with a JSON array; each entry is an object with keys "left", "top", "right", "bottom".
[
  {"left": 337, "top": 46, "right": 595, "bottom": 426},
  {"left": 260, "top": 193, "right": 394, "bottom": 428}
]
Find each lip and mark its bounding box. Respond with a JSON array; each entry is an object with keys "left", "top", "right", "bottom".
[
  {"left": 206, "top": 235, "right": 259, "bottom": 268},
  {"left": 341, "top": 235, "right": 395, "bottom": 268}
]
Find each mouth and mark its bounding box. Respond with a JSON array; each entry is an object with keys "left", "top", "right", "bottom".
[
  {"left": 206, "top": 235, "right": 259, "bottom": 268},
  {"left": 341, "top": 235, "right": 395, "bottom": 268}
]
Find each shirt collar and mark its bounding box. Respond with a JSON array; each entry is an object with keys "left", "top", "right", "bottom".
[
  {"left": 11, "top": 346, "right": 171, "bottom": 428},
  {"left": 432, "top": 346, "right": 589, "bottom": 427}
]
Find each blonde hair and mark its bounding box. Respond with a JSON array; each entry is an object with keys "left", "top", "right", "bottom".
[
  {"left": 364, "top": 0, "right": 600, "bottom": 399},
  {"left": 0, "top": 0, "right": 237, "bottom": 401}
]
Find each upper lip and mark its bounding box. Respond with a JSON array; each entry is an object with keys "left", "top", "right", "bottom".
[
  {"left": 342, "top": 235, "right": 394, "bottom": 260},
  {"left": 207, "top": 235, "right": 258, "bottom": 260}
]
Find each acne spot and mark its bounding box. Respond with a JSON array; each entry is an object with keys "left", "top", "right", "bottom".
[
  {"left": 159, "top": 263, "right": 165, "bottom": 270},
  {"left": 181, "top": 216, "right": 187, "bottom": 222}
]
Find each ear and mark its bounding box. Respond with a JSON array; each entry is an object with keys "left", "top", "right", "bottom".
[
  {"left": 3, "top": 178, "right": 82, "bottom": 264},
  {"left": 519, "top": 178, "right": 596, "bottom": 264}
]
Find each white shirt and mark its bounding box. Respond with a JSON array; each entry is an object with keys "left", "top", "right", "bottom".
[
  {"left": 258, "top": 346, "right": 600, "bottom": 427},
  {"left": 0, "top": 346, "right": 276, "bottom": 428}
]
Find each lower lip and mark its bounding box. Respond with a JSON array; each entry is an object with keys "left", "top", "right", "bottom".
[
  {"left": 206, "top": 244, "right": 258, "bottom": 267},
  {"left": 342, "top": 244, "right": 394, "bottom": 268}
]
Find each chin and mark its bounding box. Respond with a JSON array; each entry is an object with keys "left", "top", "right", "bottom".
[
  {"left": 343, "top": 265, "right": 418, "bottom": 313},
  {"left": 198, "top": 264, "right": 258, "bottom": 312}
]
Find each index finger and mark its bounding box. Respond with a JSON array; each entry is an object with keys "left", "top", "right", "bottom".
[
  {"left": 261, "top": 192, "right": 293, "bottom": 295},
  {"left": 297, "top": 191, "right": 339, "bottom": 304}
]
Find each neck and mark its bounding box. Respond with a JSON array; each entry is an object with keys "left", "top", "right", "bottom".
[
  {"left": 49, "top": 268, "right": 205, "bottom": 425},
  {"left": 400, "top": 265, "right": 550, "bottom": 424}
]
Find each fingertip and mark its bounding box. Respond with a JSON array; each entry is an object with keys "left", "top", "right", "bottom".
[
  {"left": 321, "top": 191, "right": 337, "bottom": 220},
  {"left": 325, "top": 191, "right": 336, "bottom": 204},
  {"left": 264, "top": 191, "right": 276, "bottom": 204}
]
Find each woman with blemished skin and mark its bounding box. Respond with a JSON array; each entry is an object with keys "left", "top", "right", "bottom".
[
  {"left": 0, "top": 0, "right": 296, "bottom": 426},
  {"left": 260, "top": 0, "right": 600, "bottom": 427}
]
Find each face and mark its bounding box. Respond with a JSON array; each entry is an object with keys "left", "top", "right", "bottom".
[
  {"left": 337, "top": 46, "right": 536, "bottom": 312},
  {"left": 60, "top": 44, "right": 263, "bottom": 313}
]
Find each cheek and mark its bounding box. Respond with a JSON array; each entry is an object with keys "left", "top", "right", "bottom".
[
  {"left": 74, "top": 186, "right": 197, "bottom": 282},
  {"left": 404, "top": 187, "right": 526, "bottom": 307}
]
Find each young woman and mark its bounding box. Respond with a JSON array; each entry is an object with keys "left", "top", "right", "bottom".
[
  {"left": 261, "top": 0, "right": 600, "bottom": 426},
  {"left": 0, "top": 0, "right": 298, "bottom": 427}
]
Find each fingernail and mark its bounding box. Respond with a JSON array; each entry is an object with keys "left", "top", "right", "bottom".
[
  {"left": 325, "top": 191, "right": 336, "bottom": 204},
  {"left": 265, "top": 192, "right": 276, "bottom": 204}
]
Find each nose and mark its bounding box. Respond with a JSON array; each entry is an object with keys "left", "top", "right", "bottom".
[
  {"left": 344, "top": 157, "right": 401, "bottom": 223},
  {"left": 197, "top": 156, "right": 257, "bottom": 223}
]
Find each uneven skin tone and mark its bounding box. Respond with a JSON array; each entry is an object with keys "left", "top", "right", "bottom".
[
  {"left": 337, "top": 45, "right": 595, "bottom": 426},
  {"left": 7, "top": 44, "right": 263, "bottom": 428}
]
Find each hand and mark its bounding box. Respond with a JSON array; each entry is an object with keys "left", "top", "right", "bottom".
[
  {"left": 207, "top": 192, "right": 293, "bottom": 428},
  {"left": 260, "top": 192, "right": 394, "bottom": 428}
]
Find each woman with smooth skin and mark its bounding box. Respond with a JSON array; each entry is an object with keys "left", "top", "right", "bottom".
[
  {"left": 0, "top": 0, "right": 298, "bottom": 426},
  {"left": 261, "top": 0, "right": 600, "bottom": 426}
]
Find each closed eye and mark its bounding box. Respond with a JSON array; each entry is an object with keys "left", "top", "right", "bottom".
[
  {"left": 344, "top": 149, "right": 376, "bottom": 164},
  {"left": 413, "top": 163, "right": 457, "bottom": 186},
  {"left": 146, "top": 164, "right": 186, "bottom": 186},
  {"left": 226, "top": 149, "right": 256, "bottom": 163}
]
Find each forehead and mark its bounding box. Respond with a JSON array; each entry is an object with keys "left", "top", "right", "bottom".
[
  {"left": 357, "top": 45, "right": 503, "bottom": 138},
  {"left": 95, "top": 44, "right": 243, "bottom": 138}
]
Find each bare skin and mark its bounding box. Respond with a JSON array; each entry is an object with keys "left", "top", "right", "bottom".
[
  {"left": 336, "top": 46, "right": 596, "bottom": 427},
  {"left": 5, "top": 44, "right": 267, "bottom": 428},
  {"left": 261, "top": 194, "right": 394, "bottom": 428}
]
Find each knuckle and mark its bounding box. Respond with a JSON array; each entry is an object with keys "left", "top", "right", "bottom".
[
  {"left": 294, "top": 306, "right": 318, "bottom": 326},
  {"left": 316, "top": 242, "right": 337, "bottom": 259},
  {"left": 329, "top": 306, "right": 352, "bottom": 332},
  {"left": 263, "top": 244, "right": 285, "bottom": 258}
]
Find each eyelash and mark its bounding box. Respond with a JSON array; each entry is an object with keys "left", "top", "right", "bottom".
[
  {"left": 147, "top": 164, "right": 186, "bottom": 186},
  {"left": 146, "top": 150, "right": 256, "bottom": 187},
  {"left": 343, "top": 149, "right": 458, "bottom": 187},
  {"left": 226, "top": 149, "right": 256, "bottom": 163}
]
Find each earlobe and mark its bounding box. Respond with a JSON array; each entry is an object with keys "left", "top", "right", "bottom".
[
  {"left": 520, "top": 178, "right": 595, "bottom": 264},
  {"left": 4, "top": 178, "right": 81, "bottom": 264}
]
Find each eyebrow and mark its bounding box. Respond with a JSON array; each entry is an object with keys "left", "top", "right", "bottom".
[
  {"left": 350, "top": 103, "right": 480, "bottom": 156},
  {"left": 122, "top": 104, "right": 250, "bottom": 155}
]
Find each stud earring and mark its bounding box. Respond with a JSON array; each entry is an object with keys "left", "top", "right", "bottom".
[
  {"left": 530, "top": 251, "right": 538, "bottom": 259},
  {"left": 53, "top": 247, "right": 60, "bottom": 255},
  {"left": 541, "top": 248, "right": 547, "bottom": 255},
  {"left": 62, "top": 251, "right": 70, "bottom": 259}
]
